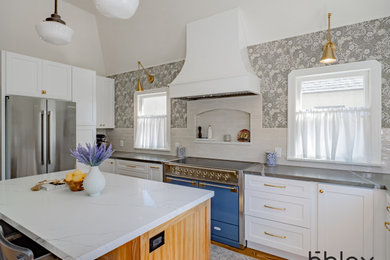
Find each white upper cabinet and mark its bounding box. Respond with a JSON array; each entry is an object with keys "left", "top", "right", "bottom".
[
  {"left": 42, "top": 60, "right": 72, "bottom": 100},
  {"left": 5, "top": 51, "right": 42, "bottom": 97},
  {"left": 4, "top": 51, "right": 72, "bottom": 100},
  {"left": 318, "top": 184, "right": 374, "bottom": 259},
  {"left": 72, "top": 67, "right": 96, "bottom": 126},
  {"left": 96, "top": 76, "right": 115, "bottom": 129}
]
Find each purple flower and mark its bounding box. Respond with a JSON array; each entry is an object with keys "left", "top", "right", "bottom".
[{"left": 70, "top": 143, "right": 114, "bottom": 166}]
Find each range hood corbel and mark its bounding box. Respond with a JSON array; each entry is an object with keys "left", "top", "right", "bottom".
[{"left": 169, "top": 8, "right": 260, "bottom": 100}]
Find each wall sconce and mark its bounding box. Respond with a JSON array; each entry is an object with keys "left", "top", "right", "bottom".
[
  {"left": 137, "top": 61, "right": 154, "bottom": 92},
  {"left": 320, "top": 13, "right": 337, "bottom": 64}
]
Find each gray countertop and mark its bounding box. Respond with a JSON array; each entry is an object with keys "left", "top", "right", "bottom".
[
  {"left": 110, "top": 151, "right": 180, "bottom": 164},
  {"left": 244, "top": 164, "right": 390, "bottom": 192},
  {"left": 109, "top": 152, "right": 390, "bottom": 192}
]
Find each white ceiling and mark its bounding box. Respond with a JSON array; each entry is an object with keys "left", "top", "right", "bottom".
[{"left": 65, "top": 0, "right": 390, "bottom": 76}]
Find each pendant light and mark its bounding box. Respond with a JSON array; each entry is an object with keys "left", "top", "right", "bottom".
[
  {"left": 136, "top": 61, "right": 154, "bottom": 92},
  {"left": 94, "top": 0, "right": 139, "bottom": 19},
  {"left": 320, "top": 13, "right": 337, "bottom": 64},
  {"left": 36, "top": 0, "right": 73, "bottom": 45}
]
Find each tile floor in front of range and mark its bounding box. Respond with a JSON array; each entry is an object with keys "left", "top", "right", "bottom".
[{"left": 211, "top": 244, "right": 257, "bottom": 260}]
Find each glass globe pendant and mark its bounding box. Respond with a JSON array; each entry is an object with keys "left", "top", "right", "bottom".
[
  {"left": 94, "top": 0, "right": 139, "bottom": 19},
  {"left": 36, "top": 0, "right": 73, "bottom": 45}
]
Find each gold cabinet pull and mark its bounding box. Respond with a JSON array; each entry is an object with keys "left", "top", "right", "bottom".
[
  {"left": 264, "top": 184, "right": 286, "bottom": 189},
  {"left": 264, "top": 205, "right": 286, "bottom": 211},
  {"left": 41, "top": 90, "right": 47, "bottom": 94},
  {"left": 264, "top": 232, "right": 286, "bottom": 239},
  {"left": 386, "top": 206, "right": 390, "bottom": 213},
  {"left": 385, "top": 222, "right": 390, "bottom": 231},
  {"left": 110, "top": 162, "right": 114, "bottom": 165},
  {"left": 126, "top": 165, "right": 137, "bottom": 168},
  {"left": 150, "top": 166, "right": 160, "bottom": 169},
  {"left": 319, "top": 189, "right": 324, "bottom": 193}
]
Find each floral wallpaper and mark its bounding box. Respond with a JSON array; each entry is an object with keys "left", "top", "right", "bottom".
[
  {"left": 110, "top": 60, "right": 185, "bottom": 128},
  {"left": 110, "top": 16, "right": 390, "bottom": 129},
  {"left": 248, "top": 16, "right": 390, "bottom": 128}
]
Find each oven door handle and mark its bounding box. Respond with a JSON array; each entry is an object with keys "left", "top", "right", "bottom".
[
  {"left": 165, "top": 177, "right": 197, "bottom": 186},
  {"left": 199, "top": 182, "right": 238, "bottom": 193}
]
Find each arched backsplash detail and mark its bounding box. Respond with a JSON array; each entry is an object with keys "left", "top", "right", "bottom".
[{"left": 195, "top": 108, "right": 251, "bottom": 143}]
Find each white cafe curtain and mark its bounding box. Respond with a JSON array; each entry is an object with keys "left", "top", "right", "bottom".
[{"left": 295, "top": 107, "right": 370, "bottom": 163}]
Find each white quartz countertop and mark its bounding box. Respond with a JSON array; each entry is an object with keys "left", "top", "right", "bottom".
[{"left": 0, "top": 171, "right": 214, "bottom": 260}]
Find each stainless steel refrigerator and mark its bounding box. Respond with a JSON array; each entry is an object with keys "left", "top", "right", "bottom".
[{"left": 5, "top": 96, "right": 76, "bottom": 179}]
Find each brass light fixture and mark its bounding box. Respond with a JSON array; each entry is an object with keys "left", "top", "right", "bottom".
[
  {"left": 320, "top": 13, "right": 337, "bottom": 64},
  {"left": 136, "top": 61, "right": 154, "bottom": 92}
]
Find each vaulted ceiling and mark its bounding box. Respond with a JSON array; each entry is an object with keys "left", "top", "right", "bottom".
[{"left": 64, "top": 0, "right": 390, "bottom": 76}]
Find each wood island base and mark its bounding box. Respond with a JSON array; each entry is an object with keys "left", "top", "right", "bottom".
[{"left": 99, "top": 199, "right": 211, "bottom": 260}]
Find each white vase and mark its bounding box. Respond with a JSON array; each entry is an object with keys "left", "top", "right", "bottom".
[{"left": 83, "top": 166, "right": 106, "bottom": 197}]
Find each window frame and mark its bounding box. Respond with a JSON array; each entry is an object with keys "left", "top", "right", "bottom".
[
  {"left": 287, "top": 60, "right": 382, "bottom": 166},
  {"left": 134, "top": 87, "right": 171, "bottom": 151}
]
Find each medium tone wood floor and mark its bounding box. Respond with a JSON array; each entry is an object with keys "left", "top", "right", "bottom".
[{"left": 211, "top": 241, "right": 286, "bottom": 260}]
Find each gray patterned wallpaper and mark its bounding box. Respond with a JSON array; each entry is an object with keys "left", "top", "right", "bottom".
[
  {"left": 110, "top": 16, "right": 390, "bottom": 129},
  {"left": 249, "top": 16, "right": 390, "bottom": 128},
  {"left": 110, "top": 61, "right": 186, "bottom": 128}
]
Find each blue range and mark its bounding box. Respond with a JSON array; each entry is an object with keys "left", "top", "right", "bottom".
[{"left": 164, "top": 157, "right": 257, "bottom": 249}]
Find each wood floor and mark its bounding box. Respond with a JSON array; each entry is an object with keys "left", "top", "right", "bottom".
[{"left": 211, "top": 241, "right": 286, "bottom": 260}]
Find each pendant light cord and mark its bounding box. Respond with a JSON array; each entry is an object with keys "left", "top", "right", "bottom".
[{"left": 327, "top": 13, "right": 331, "bottom": 42}]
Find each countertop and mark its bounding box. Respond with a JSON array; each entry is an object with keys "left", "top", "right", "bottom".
[
  {"left": 110, "top": 151, "right": 179, "bottom": 163},
  {"left": 0, "top": 171, "right": 214, "bottom": 260},
  {"left": 244, "top": 164, "right": 390, "bottom": 192}
]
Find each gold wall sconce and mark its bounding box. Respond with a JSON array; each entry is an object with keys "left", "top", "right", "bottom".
[
  {"left": 137, "top": 61, "right": 154, "bottom": 91},
  {"left": 320, "top": 13, "right": 337, "bottom": 64}
]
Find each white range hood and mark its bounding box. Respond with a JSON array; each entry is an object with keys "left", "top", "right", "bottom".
[{"left": 169, "top": 9, "right": 260, "bottom": 99}]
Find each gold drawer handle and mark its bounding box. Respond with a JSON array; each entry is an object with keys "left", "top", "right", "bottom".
[
  {"left": 264, "top": 205, "right": 286, "bottom": 211},
  {"left": 110, "top": 162, "right": 114, "bottom": 165},
  {"left": 264, "top": 184, "right": 286, "bottom": 189},
  {"left": 41, "top": 90, "right": 47, "bottom": 94},
  {"left": 385, "top": 222, "right": 390, "bottom": 231},
  {"left": 150, "top": 166, "right": 160, "bottom": 169},
  {"left": 126, "top": 165, "right": 137, "bottom": 168},
  {"left": 387, "top": 206, "right": 390, "bottom": 213},
  {"left": 264, "top": 232, "right": 286, "bottom": 239}
]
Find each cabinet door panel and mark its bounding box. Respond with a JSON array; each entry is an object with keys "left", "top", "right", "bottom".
[
  {"left": 5, "top": 52, "right": 41, "bottom": 97},
  {"left": 149, "top": 163, "right": 163, "bottom": 182},
  {"left": 318, "top": 184, "right": 373, "bottom": 259},
  {"left": 42, "top": 61, "right": 71, "bottom": 100},
  {"left": 96, "top": 76, "right": 115, "bottom": 128},
  {"left": 99, "top": 159, "right": 115, "bottom": 173},
  {"left": 72, "top": 67, "right": 96, "bottom": 126}
]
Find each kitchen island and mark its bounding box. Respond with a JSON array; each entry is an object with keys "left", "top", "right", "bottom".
[{"left": 0, "top": 171, "right": 214, "bottom": 260}]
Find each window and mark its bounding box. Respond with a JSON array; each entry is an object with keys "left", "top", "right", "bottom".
[
  {"left": 288, "top": 61, "right": 381, "bottom": 165},
  {"left": 134, "top": 88, "right": 170, "bottom": 150}
]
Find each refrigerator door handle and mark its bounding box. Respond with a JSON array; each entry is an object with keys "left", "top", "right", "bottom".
[
  {"left": 47, "top": 111, "right": 51, "bottom": 165},
  {"left": 41, "top": 111, "right": 45, "bottom": 165}
]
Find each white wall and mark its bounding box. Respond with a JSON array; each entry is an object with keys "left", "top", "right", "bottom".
[
  {"left": 0, "top": 0, "right": 106, "bottom": 75},
  {"left": 94, "top": 0, "right": 390, "bottom": 75}
]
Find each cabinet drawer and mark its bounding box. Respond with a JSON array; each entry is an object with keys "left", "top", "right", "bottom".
[
  {"left": 245, "top": 190, "right": 311, "bottom": 228},
  {"left": 116, "top": 159, "right": 148, "bottom": 173},
  {"left": 245, "top": 216, "right": 310, "bottom": 256},
  {"left": 245, "top": 175, "right": 314, "bottom": 198},
  {"left": 211, "top": 220, "right": 238, "bottom": 242}
]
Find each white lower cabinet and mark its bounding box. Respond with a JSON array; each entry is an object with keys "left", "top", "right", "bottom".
[
  {"left": 245, "top": 216, "right": 311, "bottom": 256},
  {"left": 245, "top": 175, "right": 376, "bottom": 260},
  {"left": 99, "top": 159, "right": 115, "bottom": 173},
  {"left": 386, "top": 194, "right": 390, "bottom": 259},
  {"left": 317, "top": 184, "right": 374, "bottom": 259},
  {"left": 148, "top": 163, "right": 163, "bottom": 182},
  {"left": 115, "top": 159, "right": 163, "bottom": 181}
]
